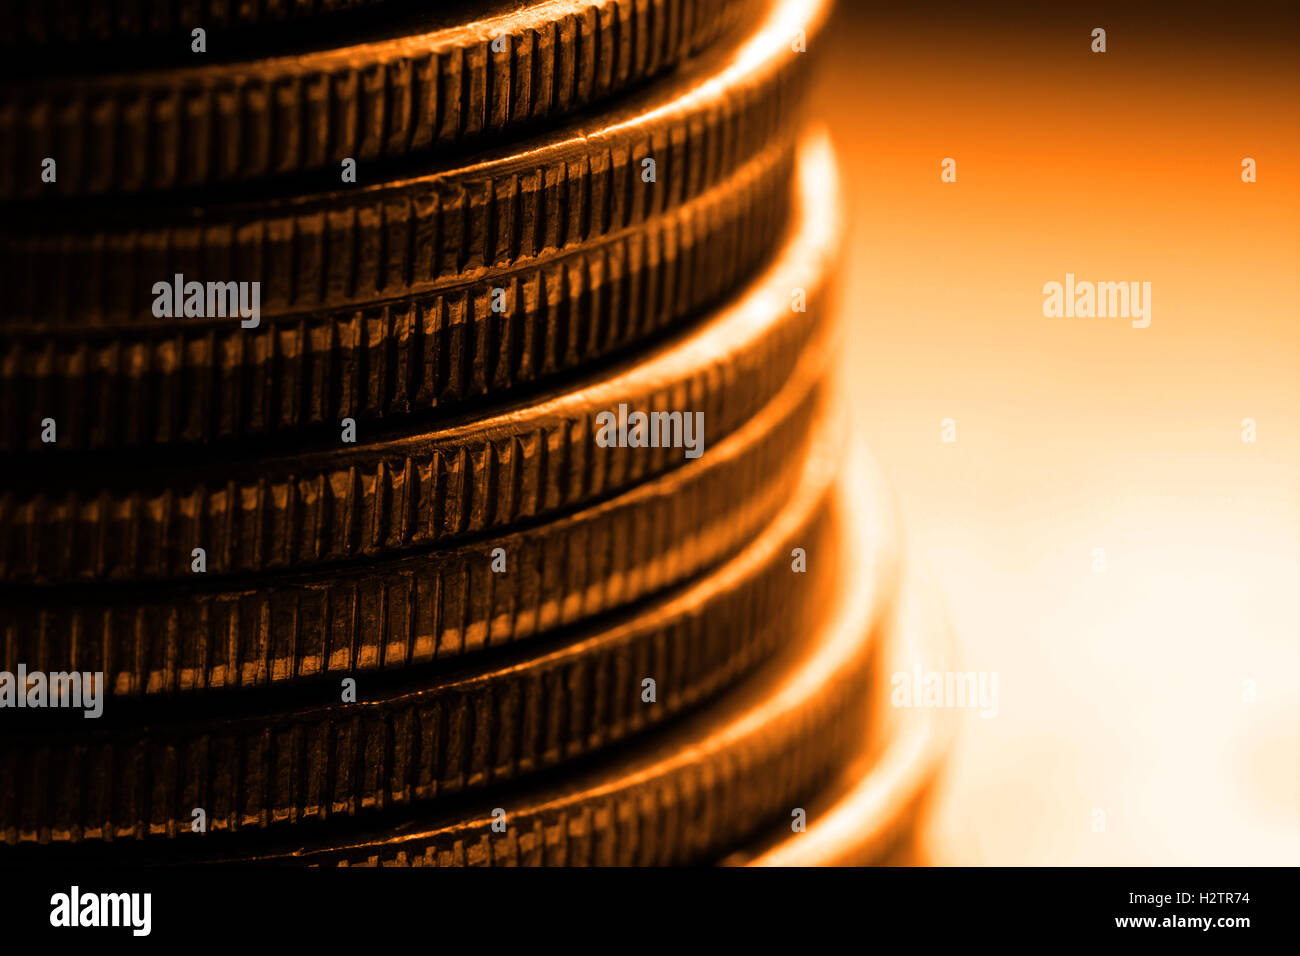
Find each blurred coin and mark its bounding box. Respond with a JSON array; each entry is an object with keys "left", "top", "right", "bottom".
[{"left": 720, "top": 447, "right": 958, "bottom": 867}]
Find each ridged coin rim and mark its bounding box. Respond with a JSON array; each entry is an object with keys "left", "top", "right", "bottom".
[
  {"left": 0, "top": 141, "right": 794, "bottom": 450},
  {"left": 2, "top": 401, "right": 898, "bottom": 864},
  {"left": 0, "top": 424, "right": 841, "bottom": 846},
  {"left": 0, "top": 0, "right": 756, "bottom": 197},
  {"left": 1, "top": 349, "right": 832, "bottom": 696},
  {"left": 0, "top": 130, "right": 843, "bottom": 585},
  {"left": 0, "top": 0, "right": 824, "bottom": 324}
]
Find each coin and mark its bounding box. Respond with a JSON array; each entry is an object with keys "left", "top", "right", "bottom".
[
  {"left": 1, "top": 348, "right": 832, "bottom": 697},
  {"left": 0, "top": 0, "right": 759, "bottom": 197},
  {"left": 1, "top": 0, "right": 820, "bottom": 329},
  {"left": 0, "top": 435, "right": 897, "bottom": 863},
  {"left": 721, "top": 453, "right": 957, "bottom": 867},
  {"left": 0, "top": 415, "right": 838, "bottom": 845},
  {"left": 0, "top": 0, "right": 866, "bottom": 873},
  {"left": 0, "top": 0, "right": 826, "bottom": 325},
  {"left": 0, "top": 130, "right": 843, "bottom": 585},
  {"left": 0, "top": 140, "right": 795, "bottom": 451}
]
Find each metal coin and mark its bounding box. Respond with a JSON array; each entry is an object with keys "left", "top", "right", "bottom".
[
  {"left": 0, "top": 434, "right": 896, "bottom": 863},
  {"left": 0, "top": 141, "right": 795, "bottom": 451},
  {"left": 0, "top": 415, "right": 839, "bottom": 845},
  {"left": 1, "top": 346, "right": 833, "bottom": 696},
  {"left": 0, "top": 131, "right": 843, "bottom": 585},
  {"left": 1, "top": 0, "right": 821, "bottom": 324},
  {"left": 0, "top": 0, "right": 759, "bottom": 197},
  {"left": 722, "top": 452, "right": 957, "bottom": 867}
]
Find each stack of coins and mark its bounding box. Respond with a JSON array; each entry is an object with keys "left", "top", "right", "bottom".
[{"left": 0, "top": 0, "right": 948, "bottom": 865}]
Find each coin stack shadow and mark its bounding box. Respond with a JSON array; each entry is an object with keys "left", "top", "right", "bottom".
[{"left": 0, "top": 0, "right": 947, "bottom": 865}]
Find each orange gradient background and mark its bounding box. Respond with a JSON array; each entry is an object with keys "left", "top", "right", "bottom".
[{"left": 814, "top": 2, "right": 1300, "bottom": 864}]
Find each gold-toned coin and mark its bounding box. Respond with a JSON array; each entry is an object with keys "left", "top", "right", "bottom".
[
  {"left": 0, "top": 424, "right": 898, "bottom": 863},
  {"left": 0, "top": 406, "right": 839, "bottom": 846},
  {"left": 1, "top": 0, "right": 817, "bottom": 327},
  {"left": 0, "top": 130, "right": 843, "bottom": 585},
  {"left": 0, "top": 141, "right": 794, "bottom": 451},
  {"left": 721, "top": 449, "right": 958, "bottom": 867},
  {"left": 1, "top": 345, "right": 830, "bottom": 697},
  {"left": 0, "top": 0, "right": 758, "bottom": 197}
]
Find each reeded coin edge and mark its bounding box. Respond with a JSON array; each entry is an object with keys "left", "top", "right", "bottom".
[
  {"left": 0, "top": 132, "right": 843, "bottom": 585},
  {"left": 716, "top": 447, "right": 958, "bottom": 867},
  {"left": 2, "top": 364, "right": 832, "bottom": 698},
  {"left": 1, "top": 0, "right": 825, "bottom": 326},
  {"left": 742, "top": 556, "right": 957, "bottom": 867},
  {"left": 0, "top": 141, "right": 795, "bottom": 451},
  {"left": 0, "top": 437, "right": 840, "bottom": 846},
  {"left": 1, "top": 410, "right": 896, "bottom": 863},
  {"left": 246, "top": 427, "right": 895, "bottom": 867},
  {"left": 0, "top": 0, "right": 757, "bottom": 198}
]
